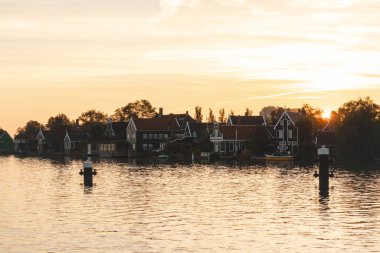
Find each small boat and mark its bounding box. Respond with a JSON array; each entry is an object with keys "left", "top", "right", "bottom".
[
  {"left": 265, "top": 153, "right": 294, "bottom": 162},
  {"left": 157, "top": 154, "right": 170, "bottom": 159}
]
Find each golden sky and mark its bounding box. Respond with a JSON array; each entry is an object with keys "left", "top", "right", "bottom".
[{"left": 1, "top": 0, "right": 380, "bottom": 135}]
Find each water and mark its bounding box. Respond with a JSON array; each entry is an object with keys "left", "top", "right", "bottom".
[{"left": 0, "top": 156, "right": 380, "bottom": 253}]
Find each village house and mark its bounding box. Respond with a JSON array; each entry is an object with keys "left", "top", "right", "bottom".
[
  {"left": 63, "top": 128, "right": 88, "bottom": 154},
  {"left": 14, "top": 132, "right": 38, "bottom": 154},
  {"left": 37, "top": 124, "right": 87, "bottom": 154},
  {"left": 210, "top": 122, "right": 271, "bottom": 155},
  {"left": 272, "top": 110, "right": 300, "bottom": 154},
  {"left": 126, "top": 109, "right": 195, "bottom": 154},
  {"left": 97, "top": 119, "right": 128, "bottom": 157},
  {"left": 0, "top": 130, "right": 14, "bottom": 154}
]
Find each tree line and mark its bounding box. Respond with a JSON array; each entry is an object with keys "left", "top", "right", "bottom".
[{"left": 15, "top": 97, "right": 380, "bottom": 167}]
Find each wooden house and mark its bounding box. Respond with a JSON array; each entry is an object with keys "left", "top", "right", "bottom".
[
  {"left": 97, "top": 119, "right": 128, "bottom": 157},
  {"left": 210, "top": 123, "right": 271, "bottom": 155},
  {"left": 0, "top": 130, "right": 14, "bottom": 154},
  {"left": 272, "top": 110, "right": 300, "bottom": 154}
]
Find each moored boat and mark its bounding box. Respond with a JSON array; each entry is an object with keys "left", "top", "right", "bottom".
[{"left": 265, "top": 153, "right": 294, "bottom": 161}]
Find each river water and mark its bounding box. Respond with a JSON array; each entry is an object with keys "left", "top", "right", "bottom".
[{"left": 0, "top": 156, "right": 379, "bottom": 253}]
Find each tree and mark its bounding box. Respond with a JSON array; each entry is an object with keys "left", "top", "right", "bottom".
[
  {"left": 259, "top": 106, "right": 277, "bottom": 124},
  {"left": 270, "top": 107, "right": 285, "bottom": 125},
  {"left": 245, "top": 107, "right": 253, "bottom": 116},
  {"left": 78, "top": 110, "right": 108, "bottom": 125},
  {"left": 112, "top": 100, "right": 157, "bottom": 121},
  {"left": 300, "top": 104, "right": 327, "bottom": 136},
  {"left": 296, "top": 116, "right": 316, "bottom": 165},
  {"left": 207, "top": 108, "right": 216, "bottom": 123},
  {"left": 337, "top": 97, "right": 380, "bottom": 166},
  {"left": 218, "top": 108, "right": 226, "bottom": 123},
  {"left": 46, "top": 114, "right": 71, "bottom": 133},
  {"left": 194, "top": 106, "right": 203, "bottom": 123},
  {"left": 16, "top": 120, "right": 45, "bottom": 138}
]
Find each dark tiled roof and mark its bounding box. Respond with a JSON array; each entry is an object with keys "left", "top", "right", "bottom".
[
  {"left": 133, "top": 117, "right": 181, "bottom": 131},
  {"left": 42, "top": 130, "right": 56, "bottom": 141},
  {"left": 111, "top": 122, "right": 128, "bottom": 138},
  {"left": 229, "top": 116, "right": 265, "bottom": 125},
  {"left": 219, "top": 125, "right": 265, "bottom": 140},
  {"left": 68, "top": 132, "right": 88, "bottom": 142},
  {"left": 188, "top": 122, "right": 213, "bottom": 138},
  {"left": 0, "top": 130, "right": 5, "bottom": 137},
  {"left": 316, "top": 131, "right": 338, "bottom": 146},
  {"left": 157, "top": 114, "right": 196, "bottom": 129}
]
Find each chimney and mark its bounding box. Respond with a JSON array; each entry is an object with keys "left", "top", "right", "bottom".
[
  {"left": 159, "top": 107, "right": 163, "bottom": 116},
  {"left": 76, "top": 119, "right": 79, "bottom": 126},
  {"left": 186, "top": 111, "right": 188, "bottom": 115}
]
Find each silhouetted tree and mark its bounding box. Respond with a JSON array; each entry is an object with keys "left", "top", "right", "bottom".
[
  {"left": 194, "top": 106, "right": 203, "bottom": 123},
  {"left": 270, "top": 107, "right": 286, "bottom": 125},
  {"left": 245, "top": 107, "right": 253, "bottom": 116},
  {"left": 296, "top": 116, "right": 316, "bottom": 165},
  {"left": 112, "top": 100, "right": 157, "bottom": 121},
  {"left": 218, "top": 108, "right": 226, "bottom": 123},
  {"left": 207, "top": 108, "right": 216, "bottom": 123},
  {"left": 336, "top": 97, "right": 380, "bottom": 166},
  {"left": 46, "top": 114, "right": 71, "bottom": 133},
  {"left": 16, "top": 120, "right": 45, "bottom": 138},
  {"left": 259, "top": 106, "right": 277, "bottom": 124},
  {"left": 78, "top": 110, "right": 108, "bottom": 125}
]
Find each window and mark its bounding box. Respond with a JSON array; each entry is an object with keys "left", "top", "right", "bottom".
[
  {"left": 164, "top": 134, "right": 168, "bottom": 139},
  {"left": 236, "top": 142, "right": 240, "bottom": 151},
  {"left": 221, "top": 142, "right": 226, "bottom": 152},
  {"left": 133, "top": 144, "right": 136, "bottom": 151},
  {"left": 143, "top": 134, "right": 147, "bottom": 139},
  {"left": 148, "top": 134, "right": 153, "bottom": 139},
  {"left": 143, "top": 144, "right": 147, "bottom": 150},
  {"left": 229, "top": 142, "right": 234, "bottom": 151},
  {"left": 154, "top": 134, "right": 158, "bottom": 139},
  {"left": 148, "top": 144, "right": 153, "bottom": 150},
  {"left": 279, "top": 130, "right": 283, "bottom": 138},
  {"left": 159, "top": 134, "right": 163, "bottom": 139},
  {"left": 288, "top": 130, "right": 293, "bottom": 138}
]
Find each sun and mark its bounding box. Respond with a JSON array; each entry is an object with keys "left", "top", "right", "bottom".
[{"left": 322, "top": 109, "right": 332, "bottom": 119}]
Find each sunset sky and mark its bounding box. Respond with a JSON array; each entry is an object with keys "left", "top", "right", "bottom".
[{"left": 1, "top": 0, "right": 380, "bottom": 135}]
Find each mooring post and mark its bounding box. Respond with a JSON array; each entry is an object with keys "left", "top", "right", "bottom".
[
  {"left": 79, "top": 144, "right": 97, "bottom": 187},
  {"left": 315, "top": 146, "right": 333, "bottom": 195}
]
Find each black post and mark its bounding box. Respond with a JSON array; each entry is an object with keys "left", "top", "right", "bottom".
[
  {"left": 317, "top": 146, "right": 330, "bottom": 195},
  {"left": 79, "top": 144, "right": 96, "bottom": 188}
]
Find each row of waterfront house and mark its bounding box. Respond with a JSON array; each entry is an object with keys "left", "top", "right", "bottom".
[{"left": 2, "top": 108, "right": 338, "bottom": 159}]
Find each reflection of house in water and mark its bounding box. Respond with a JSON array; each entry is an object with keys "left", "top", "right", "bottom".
[{"left": 97, "top": 119, "right": 128, "bottom": 157}]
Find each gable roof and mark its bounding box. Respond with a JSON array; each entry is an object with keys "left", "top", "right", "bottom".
[
  {"left": 132, "top": 117, "right": 182, "bottom": 131},
  {"left": 274, "top": 110, "right": 302, "bottom": 129},
  {"left": 157, "top": 113, "right": 196, "bottom": 129},
  {"left": 228, "top": 115, "right": 265, "bottom": 126},
  {"left": 188, "top": 122, "right": 213, "bottom": 138}
]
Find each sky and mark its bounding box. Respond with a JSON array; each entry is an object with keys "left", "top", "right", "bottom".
[{"left": 1, "top": 0, "right": 380, "bottom": 135}]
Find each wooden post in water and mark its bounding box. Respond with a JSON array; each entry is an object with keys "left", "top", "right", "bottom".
[
  {"left": 79, "top": 144, "right": 97, "bottom": 187},
  {"left": 314, "top": 146, "right": 333, "bottom": 195}
]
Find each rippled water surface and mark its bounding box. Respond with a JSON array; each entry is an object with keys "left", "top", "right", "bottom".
[{"left": 1, "top": 156, "right": 380, "bottom": 253}]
